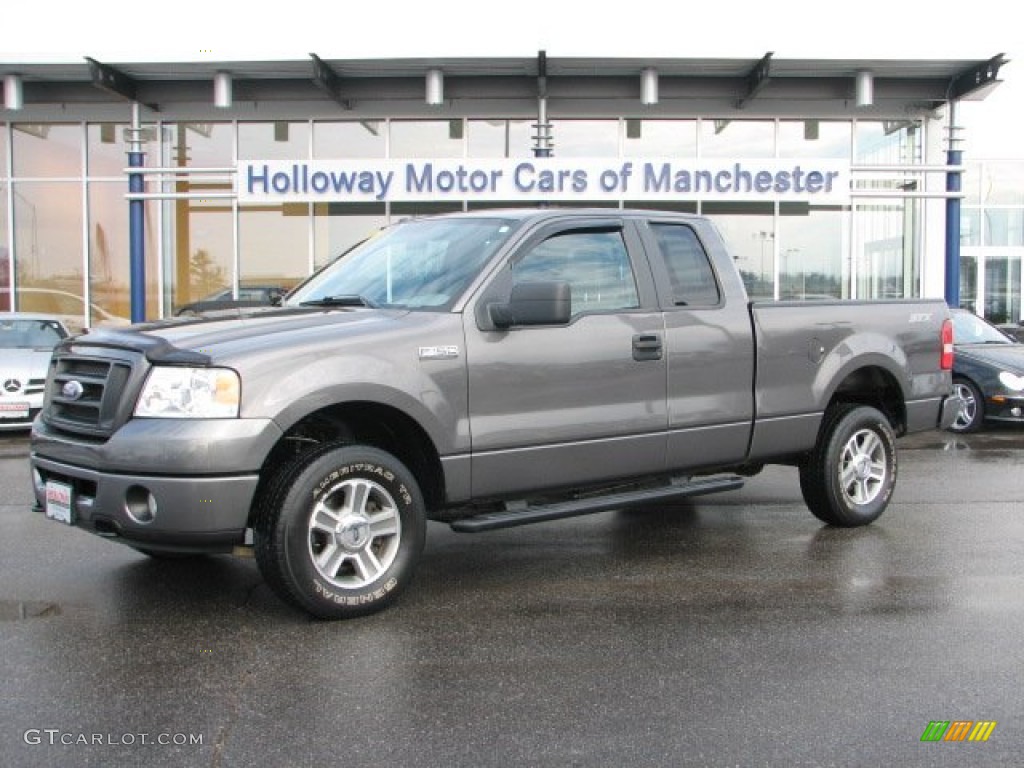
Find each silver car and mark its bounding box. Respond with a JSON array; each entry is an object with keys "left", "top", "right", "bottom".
[{"left": 0, "top": 313, "right": 70, "bottom": 431}]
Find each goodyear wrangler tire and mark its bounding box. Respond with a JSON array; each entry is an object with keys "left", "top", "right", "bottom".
[
  {"left": 799, "top": 404, "right": 897, "bottom": 527},
  {"left": 255, "top": 443, "right": 426, "bottom": 619}
]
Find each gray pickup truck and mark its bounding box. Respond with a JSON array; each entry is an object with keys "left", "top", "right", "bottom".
[{"left": 30, "top": 208, "right": 960, "bottom": 618}]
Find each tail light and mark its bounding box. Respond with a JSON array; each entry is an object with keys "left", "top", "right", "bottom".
[{"left": 940, "top": 318, "right": 954, "bottom": 370}]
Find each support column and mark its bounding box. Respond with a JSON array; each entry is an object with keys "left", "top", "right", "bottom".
[
  {"left": 127, "top": 102, "right": 146, "bottom": 322},
  {"left": 944, "top": 100, "right": 962, "bottom": 308}
]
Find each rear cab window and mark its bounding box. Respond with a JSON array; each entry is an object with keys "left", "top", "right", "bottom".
[{"left": 647, "top": 223, "right": 722, "bottom": 308}]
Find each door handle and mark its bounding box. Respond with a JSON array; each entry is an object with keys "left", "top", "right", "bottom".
[{"left": 632, "top": 333, "right": 663, "bottom": 361}]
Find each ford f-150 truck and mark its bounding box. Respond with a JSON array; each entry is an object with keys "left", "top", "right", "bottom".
[{"left": 30, "top": 208, "right": 960, "bottom": 618}]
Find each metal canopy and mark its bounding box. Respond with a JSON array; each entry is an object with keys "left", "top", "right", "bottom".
[{"left": 0, "top": 53, "right": 1008, "bottom": 115}]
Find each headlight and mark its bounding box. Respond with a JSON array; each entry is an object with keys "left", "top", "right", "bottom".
[
  {"left": 998, "top": 371, "right": 1024, "bottom": 392},
  {"left": 134, "top": 367, "right": 240, "bottom": 418}
]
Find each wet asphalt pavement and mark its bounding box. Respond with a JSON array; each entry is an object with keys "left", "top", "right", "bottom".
[{"left": 1, "top": 428, "right": 1022, "bottom": 767}]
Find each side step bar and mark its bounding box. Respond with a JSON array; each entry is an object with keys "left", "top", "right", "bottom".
[{"left": 450, "top": 475, "right": 744, "bottom": 533}]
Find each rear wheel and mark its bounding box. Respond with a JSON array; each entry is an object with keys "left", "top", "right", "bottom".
[
  {"left": 949, "top": 378, "right": 984, "bottom": 433},
  {"left": 799, "top": 404, "right": 897, "bottom": 527},
  {"left": 254, "top": 443, "right": 426, "bottom": 619}
]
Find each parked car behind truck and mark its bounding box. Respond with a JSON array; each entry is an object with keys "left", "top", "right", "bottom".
[{"left": 30, "top": 209, "right": 959, "bottom": 618}]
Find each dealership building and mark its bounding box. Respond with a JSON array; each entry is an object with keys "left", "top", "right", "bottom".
[{"left": 0, "top": 52, "right": 1017, "bottom": 327}]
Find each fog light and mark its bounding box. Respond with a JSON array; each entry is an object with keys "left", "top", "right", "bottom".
[
  {"left": 125, "top": 485, "right": 157, "bottom": 524},
  {"left": 1011, "top": 407, "right": 1022, "bottom": 418}
]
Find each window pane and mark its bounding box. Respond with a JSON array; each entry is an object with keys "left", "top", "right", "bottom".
[
  {"left": 514, "top": 229, "right": 639, "bottom": 313},
  {"left": 88, "top": 182, "right": 157, "bottom": 323},
  {"left": 13, "top": 124, "right": 82, "bottom": 177},
  {"left": 854, "top": 199, "right": 919, "bottom": 299},
  {"left": 13, "top": 182, "right": 85, "bottom": 329},
  {"left": 313, "top": 202, "right": 386, "bottom": 270},
  {"left": 962, "top": 163, "right": 982, "bottom": 205},
  {"left": 314, "top": 121, "right": 385, "bottom": 158},
  {"left": 778, "top": 120, "right": 851, "bottom": 158},
  {"left": 239, "top": 203, "right": 308, "bottom": 294},
  {"left": 390, "top": 201, "right": 463, "bottom": 218},
  {"left": 959, "top": 255, "right": 978, "bottom": 312},
  {"left": 390, "top": 121, "right": 463, "bottom": 158},
  {"left": 550, "top": 120, "right": 618, "bottom": 157},
  {"left": 239, "top": 121, "right": 310, "bottom": 161},
  {"left": 162, "top": 123, "right": 232, "bottom": 167},
  {"left": 164, "top": 197, "right": 233, "bottom": 312},
  {"left": 88, "top": 123, "right": 157, "bottom": 177},
  {"left": 961, "top": 208, "right": 982, "bottom": 246},
  {"left": 981, "top": 161, "right": 1024, "bottom": 205},
  {"left": 0, "top": 123, "right": 7, "bottom": 175},
  {"left": 984, "top": 255, "right": 1021, "bottom": 324},
  {"left": 650, "top": 223, "right": 720, "bottom": 306},
  {"left": 702, "top": 202, "right": 774, "bottom": 299},
  {"left": 623, "top": 120, "right": 697, "bottom": 157},
  {"left": 779, "top": 203, "right": 847, "bottom": 300},
  {"left": 984, "top": 209, "right": 1024, "bottom": 247},
  {"left": 854, "top": 121, "right": 922, "bottom": 165},
  {"left": 467, "top": 120, "right": 533, "bottom": 158},
  {"left": 700, "top": 120, "right": 774, "bottom": 159}
]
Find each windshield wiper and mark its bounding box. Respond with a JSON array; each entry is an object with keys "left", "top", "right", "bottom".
[{"left": 299, "top": 294, "right": 379, "bottom": 308}]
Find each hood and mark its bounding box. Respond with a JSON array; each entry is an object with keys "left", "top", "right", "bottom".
[
  {"left": 0, "top": 347, "right": 54, "bottom": 380},
  {"left": 956, "top": 342, "right": 1024, "bottom": 373},
  {"left": 64, "top": 306, "right": 414, "bottom": 364}
]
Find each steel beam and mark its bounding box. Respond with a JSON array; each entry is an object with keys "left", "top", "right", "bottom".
[
  {"left": 736, "top": 52, "right": 773, "bottom": 109},
  {"left": 309, "top": 53, "right": 351, "bottom": 109},
  {"left": 949, "top": 54, "right": 1007, "bottom": 100}
]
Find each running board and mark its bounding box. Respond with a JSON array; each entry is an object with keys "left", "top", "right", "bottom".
[{"left": 450, "top": 475, "right": 745, "bottom": 533}]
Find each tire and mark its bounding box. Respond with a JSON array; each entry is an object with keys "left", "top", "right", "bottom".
[
  {"left": 799, "top": 404, "right": 897, "bottom": 527},
  {"left": 254, "top": 443, "right": 426, "bottom": 619},
  {"left": 949, "top": 378, "right": 984, "bottom": 433}
]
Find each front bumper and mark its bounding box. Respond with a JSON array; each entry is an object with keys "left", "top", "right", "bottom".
[
  {"left": 0, "top": 393, "right": 43, "bottom": 431},
  {"left": 30, "top": 416, "right": 283, "bottom": 552},
  {"left": 983, "top": 393, "right": 1024, "bottom": 424}
]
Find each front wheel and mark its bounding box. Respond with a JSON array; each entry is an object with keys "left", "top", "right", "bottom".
[
  {"left": 948, "top": 378, "right": 984, "bottom": 433},
  {"left": 799, "top": 404, "right": 897, "bottom": 527},
  {"left": 255, "top": 443, "right": 426, "bottom": 619}
]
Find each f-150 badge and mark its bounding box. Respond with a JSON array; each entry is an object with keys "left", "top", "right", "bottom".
[{"left": 418, "top": 346, "right": 460, "bottom": 360}]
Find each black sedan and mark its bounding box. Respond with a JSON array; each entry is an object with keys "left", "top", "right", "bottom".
[{"left": 948, "top": 308, "right": 1024, "bottom": 433}]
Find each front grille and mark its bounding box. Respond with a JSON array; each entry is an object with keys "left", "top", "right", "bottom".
[{"left": 46, "top": 353, "right": 139, "bottom": 438}]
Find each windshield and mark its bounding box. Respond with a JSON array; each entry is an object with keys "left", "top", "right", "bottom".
[
  {"left": 287, "top": 217, "right": 519, "bottom": 310},
  {"left": 0, "top": 318, "right": 67, "bottom": 348},
  {"left": 952, "top": 311, "right": 1013, "bottom": 345}
]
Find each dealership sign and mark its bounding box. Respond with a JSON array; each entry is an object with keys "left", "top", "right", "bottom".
[{"left": 239, "top": 158, "right": 850, "bottom": 204}]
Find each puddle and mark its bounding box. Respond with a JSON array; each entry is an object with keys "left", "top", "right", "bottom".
[{"left": 0, "top": 600, "right": 62, "bottom": 620}]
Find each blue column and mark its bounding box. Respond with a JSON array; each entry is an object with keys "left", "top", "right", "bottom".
[
  {"left": 127, "top": 101, "right": 146, "bottom": 324},
  {"left": 944, "top": 148, "right": 962, "bottom": 309},
  {"left": 944, "top": 99, "right": 962, "bottom": 309},
  {"left": 129, "top": 150, "right": 145, "bottom": 323}
]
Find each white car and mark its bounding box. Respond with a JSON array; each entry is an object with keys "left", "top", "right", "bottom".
[{"left": 0, "top": 313, "right": 70, "bottom": 431}]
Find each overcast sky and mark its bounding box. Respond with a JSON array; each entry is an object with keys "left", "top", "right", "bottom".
[{"left": 6, "top": 0, "right": 1020, "bottom": 158}]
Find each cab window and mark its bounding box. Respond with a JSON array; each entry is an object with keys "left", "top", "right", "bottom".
[
  {"left": 650, "top": 223, "right": 721, "bottom": 307},
  {"left": 513, "top": 229, "right": 640, "bottom": 314}
]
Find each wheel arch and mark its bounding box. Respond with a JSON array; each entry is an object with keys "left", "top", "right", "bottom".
[
  {"left": 825, "top": 363, "right": 907, "bottom": 435},
  {"left": 251, "top": 400, "right": 446, "bottom": 526}
]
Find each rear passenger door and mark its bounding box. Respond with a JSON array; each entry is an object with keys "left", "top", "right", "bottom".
[
  {"left": 639, "top": 218, "right": 755, "bottom": 471},
  {"left": 464, "top": 219, "right": 668, "bottom": 498}
]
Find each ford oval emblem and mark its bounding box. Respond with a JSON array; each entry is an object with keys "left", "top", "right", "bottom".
[{"left": 62, "top": 380, "right": 85, "bottom": 401}]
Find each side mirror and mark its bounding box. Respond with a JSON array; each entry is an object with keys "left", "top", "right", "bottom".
[{"left": 488, "top": 281, "right": 571, "bottom": 329}]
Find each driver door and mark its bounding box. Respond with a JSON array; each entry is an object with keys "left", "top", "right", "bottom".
[{"left": 464, "top": 219, "right": 668, "bottom": 497}]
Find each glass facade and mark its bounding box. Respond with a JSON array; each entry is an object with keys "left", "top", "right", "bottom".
[
  {"left": 960, "top": 160, "right": 1024, "bottom": 324},
  {"left": 0, "top": 116, "right": 947, "bottom": 328}
]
